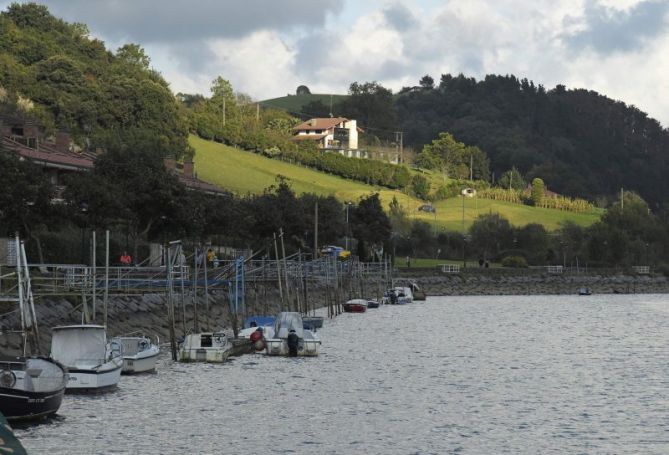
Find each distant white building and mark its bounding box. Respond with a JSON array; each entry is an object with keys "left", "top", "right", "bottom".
[{"left": 292, "top": 117, "right": 366, "bottom": 158}]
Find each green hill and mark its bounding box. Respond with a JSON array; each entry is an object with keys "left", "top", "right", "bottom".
[
  {"left": 259, "top": 93, "right": 348, "bottom": 116},
  {"left": 190, "top": 135, "right": 603, "bottom": 231}
]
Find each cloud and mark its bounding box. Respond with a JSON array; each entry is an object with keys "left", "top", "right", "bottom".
[
  {"left": 32, "top": 0, "right": 343, "bottom": 42},
  {"left": 382, "top": 3, "right": 418, "bottom": 31},
  {"left": 3, "top": 0, "right": 669, "bottom": 126},
  {"left": 564, "top": 0, "right": 669, "bottom": 54}
]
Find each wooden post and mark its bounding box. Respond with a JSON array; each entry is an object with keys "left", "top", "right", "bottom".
[
  {"left": 92, "top": 230, "right": 96, "bottom": 321},
  {"left": 279, "top": 228, "right": 291, "bottom": 311},
  {"left": 103, "top": 230, "right": 109, "bottom": 328},
  {"left": 273, "top": 233, "right": 283, "bottom": 307}
]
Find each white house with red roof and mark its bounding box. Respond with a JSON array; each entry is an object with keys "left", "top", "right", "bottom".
[{"left": 292, "top": 117, "right": 367, "bottom": 158}]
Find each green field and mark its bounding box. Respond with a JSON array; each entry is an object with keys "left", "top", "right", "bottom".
[
  {"left": 259, "top": 93, "right": 348, "bottom": 115},
  {"left": 191, "top": 135, "right": 603, "bottom": 231}
]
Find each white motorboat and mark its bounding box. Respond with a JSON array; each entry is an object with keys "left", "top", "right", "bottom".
[
  {"left": 178, "top": 332, "right": 234, "bottom": 363},
  {"left": 50, "top": 325, "right": 123, "bottom": 393},
  {"left": 115, "top": 335, "right": 160, "bottom": 373},
  {"left": 265, "top": 312, "right": 320, "bottom": 357},
  {"left": 396, "top": 286, "right": 413, "bottom": 304}
]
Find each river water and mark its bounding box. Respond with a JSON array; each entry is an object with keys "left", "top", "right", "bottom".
[{"left": 15, "top": 294, "right": 669, "bottom": 454}]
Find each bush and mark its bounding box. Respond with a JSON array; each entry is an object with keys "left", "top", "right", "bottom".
[{"left": 501, "top": 255, "right": 528, "bottom": 268}]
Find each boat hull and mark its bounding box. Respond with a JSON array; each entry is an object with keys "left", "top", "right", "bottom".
[
  {"left": 122, "top": 351, "right": 159, "bottom": 374},
  {"left": 66, "top": 360, "right": 123, "bottom": 393},
  {"left": 0, "top": 387, "right": 65, "bottom": 422},
  {"left": 178, "top": 348, "right": 231, "bottom": 363},
  {"left": 265, "top": 338, "right": 320, "bottom": 357}
]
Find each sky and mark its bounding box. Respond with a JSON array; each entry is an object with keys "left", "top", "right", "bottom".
[{"left": 3, "top": 0, "right": 669, "bottom": 126}]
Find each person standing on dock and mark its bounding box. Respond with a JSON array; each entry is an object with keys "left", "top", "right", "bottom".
[
  {"left": 206, "top": 248, "right": 215, "bottom": 268},
  {"left": 120, "top": 251, "right": 132, "bottom": 266}
]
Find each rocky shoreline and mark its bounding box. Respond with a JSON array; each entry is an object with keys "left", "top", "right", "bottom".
[{"left": 410, "top": 272, "right": 669, "bottom": 296}]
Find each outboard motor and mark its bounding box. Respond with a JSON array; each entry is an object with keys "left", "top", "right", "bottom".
[{"left": 287, "top": 329, "right": 299, "bottom": 357}]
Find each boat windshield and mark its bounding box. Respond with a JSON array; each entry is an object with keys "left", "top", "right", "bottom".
[
  {"left": 51, "top": 327, "right": 107, "bottom": 367},
  {"left": 274, "top": 312, "right": 304, "bottom": 339}
]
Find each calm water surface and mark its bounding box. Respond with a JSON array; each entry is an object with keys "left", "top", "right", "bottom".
[{"left": 15, "top": 294, "right": 669, "bottom": 454}]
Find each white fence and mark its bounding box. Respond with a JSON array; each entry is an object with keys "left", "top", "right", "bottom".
[{"left": 440, "top": 264, "right": 461, "bottom": 273}]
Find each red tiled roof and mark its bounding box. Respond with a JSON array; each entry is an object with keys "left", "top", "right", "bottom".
[
  {"left": 2, "top": 136, "right": 94, "bottom": 170},
  {"left": 293, "top": 117, "right": 349, "bottom": 131}
]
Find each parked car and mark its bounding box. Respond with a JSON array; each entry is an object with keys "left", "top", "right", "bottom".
[{"left": 418, "top": 204, "right": 436, "bottom": 213}]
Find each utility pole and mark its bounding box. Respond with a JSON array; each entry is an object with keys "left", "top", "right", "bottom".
[
  {"left": 223, "top": 98, "right": 226, "bottom": 126},
  {"left": 470, "top": 154, "right": 473, "bottom": 180},
  {"left": 394, "top": 131, "right": 404, "bottom": 164}
]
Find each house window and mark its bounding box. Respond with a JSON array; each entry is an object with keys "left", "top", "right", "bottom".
[{"left": 11, "top": 126, "right": 23, "bottom": 136}]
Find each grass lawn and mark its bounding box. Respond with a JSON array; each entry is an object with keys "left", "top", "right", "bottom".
[{"left": 190, "top": 135, "right": 603, "bottom": 231}]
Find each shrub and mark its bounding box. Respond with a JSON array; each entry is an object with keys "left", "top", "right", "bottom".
[{"left": 501, "top": 255, "right": 528, "bottom": 268}]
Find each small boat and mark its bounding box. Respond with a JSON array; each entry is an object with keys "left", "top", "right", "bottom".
[
  {"left": 0, "top": 236, "right": 67, "bottom": 421},
  {"left": 396, "top": 287, "right": 414, "bottom": 303},
  {"left": 115, "top": 335, "right": 160, "bottom": 374},
  {"left": 578, "top": 287, "right": 592, "bottom": 296},
  {"left": 178, "top": 332, "right": 234, "bottom": 363},
  {"left": 343, "top": 299, "right": 368, "bottom": 313},
  {"left": 366, "top": 299, "right": 380, "bottom": 309},
  {"left": 265, "top": 312, "right": 320, "bottom": 357},
  {"left": 0, "top": 356, "right": 67, "bottom": 422},
  {"left": 50, "top": 325, "right": 123, "bottom": 393}
]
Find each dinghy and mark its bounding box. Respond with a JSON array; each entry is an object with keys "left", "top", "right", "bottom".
[
  {"left": 343, "top": 299, "right": 368, "bottom": 313},
  {"left": 115, "top": 335, "right": 160, "bottom": 373}
]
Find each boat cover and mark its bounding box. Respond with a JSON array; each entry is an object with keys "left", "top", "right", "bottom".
[
  {"left": 51, "top": 326, "right": 107, "bottom": 367},
  {"left": 273, "top": 312, "right": 304, "bottom": 339}
]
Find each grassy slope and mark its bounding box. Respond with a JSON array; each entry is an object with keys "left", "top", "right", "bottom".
[
  {"left": 259, "top": 94, "right": 348, "bottom": 115},
  {"left": 190, "top": 135, "right": 603, "bottom": 231}
]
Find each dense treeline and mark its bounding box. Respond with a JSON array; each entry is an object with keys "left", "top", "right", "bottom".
[
  {"left": 0, "top": 3, "right": 189, "bottom": 158},
  {"left": 395, "top": 74, "right": 669, "bottom": 207}
]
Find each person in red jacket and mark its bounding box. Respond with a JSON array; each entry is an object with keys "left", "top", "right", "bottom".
[{"left": 120, "top": 251, "right": 132, "bottom": 266}]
